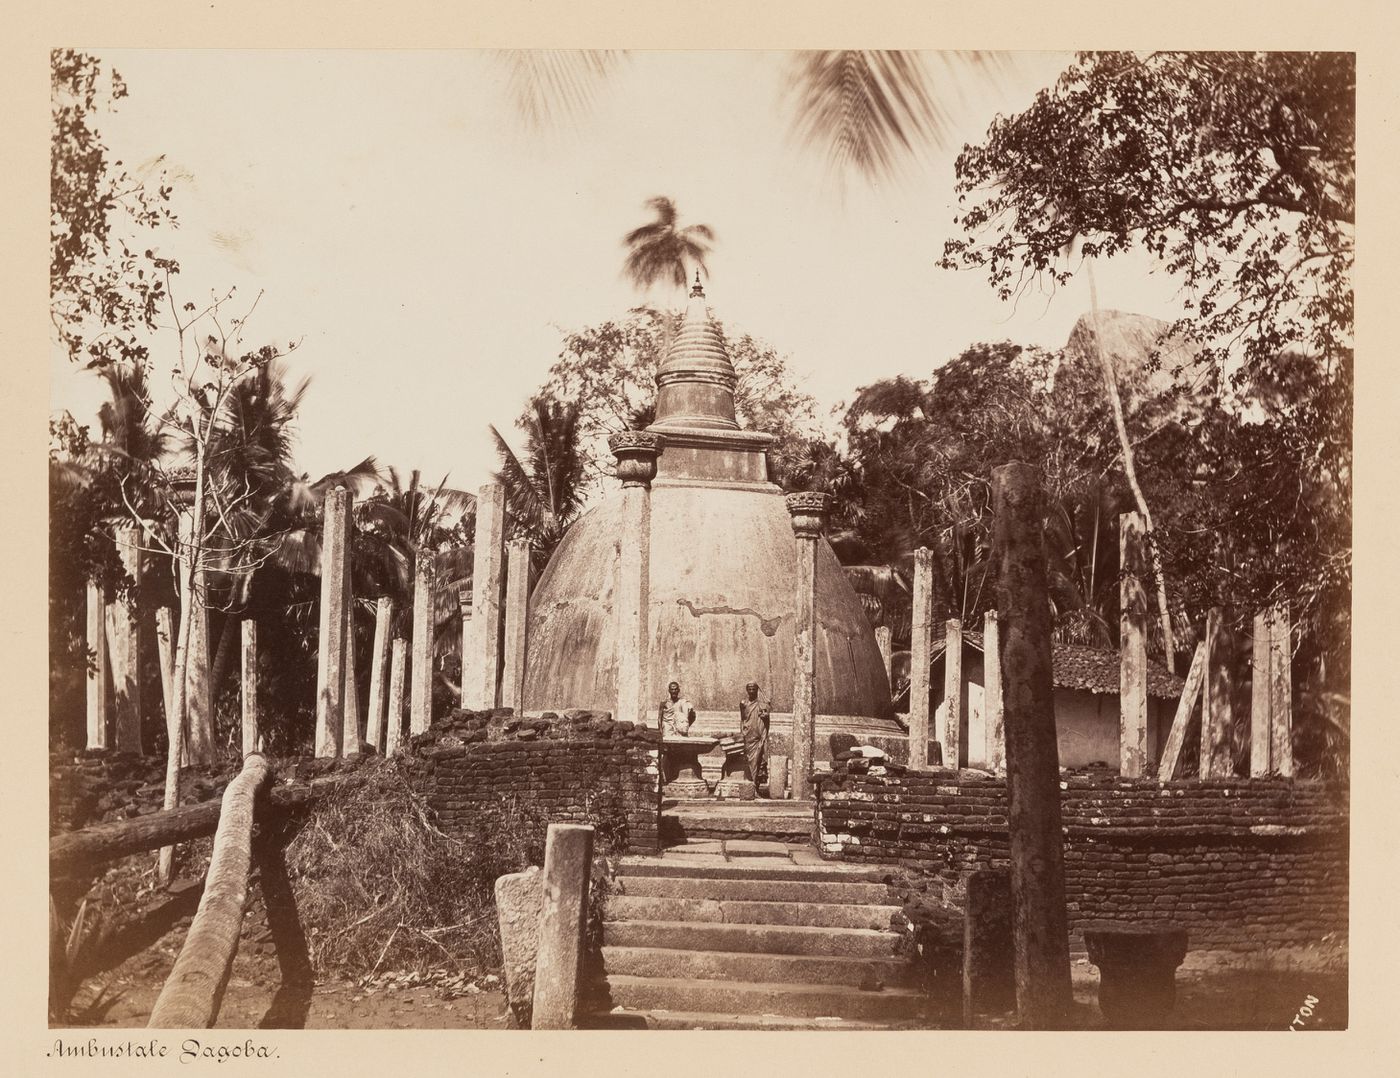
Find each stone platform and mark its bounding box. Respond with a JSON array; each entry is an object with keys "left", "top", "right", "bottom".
[{"left": 660, "top": 797, "right": 815, "bottom": 845}]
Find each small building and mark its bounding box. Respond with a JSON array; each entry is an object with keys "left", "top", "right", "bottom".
[{"left": 919, "top": 632, "right": 1184, "bottom": 771}]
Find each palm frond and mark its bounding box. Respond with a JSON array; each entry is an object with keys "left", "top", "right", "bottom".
[
  {"left": 784, "top": 50, "right": 1013, "bottom": 185},
  {"left": 500, "top": 49, "right": 626, "bottom": 129}
]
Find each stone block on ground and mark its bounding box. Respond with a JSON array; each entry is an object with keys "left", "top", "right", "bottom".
[
  {"left": 495, "top": 866, "right": 543, "bottom": 1027},
  {"left": 1084, "top": 923, "right": 1189, "bottom": 1029}
]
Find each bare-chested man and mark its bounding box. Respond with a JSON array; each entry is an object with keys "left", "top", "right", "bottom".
[{"left": 658, "top": 681, "right": 696, "bottom": 737}]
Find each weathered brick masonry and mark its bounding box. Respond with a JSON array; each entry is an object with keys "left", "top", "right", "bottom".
[
  {"left": 405, "top": 709, "right": 662, "bottom": 855},
  {"left": 816, "top": 764, "right": 1348, "bottom": 955}
]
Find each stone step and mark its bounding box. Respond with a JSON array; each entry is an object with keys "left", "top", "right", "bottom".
[
  {"left": 603, "top": 919, "right": 902, "bottom": 958},
  {"left": 723, "top": 839, "right": 797, "bottom": 858},
  {"left": 585, "top": 1008, "right": 910, "bottom": 1031},
  {"left": 602, "top": 945, "right": 914, "bottom": 988},
  {"left": 606, "top": 894, "right": 902, "bottom": 931},
  {"left": 616, "top": 857, "right": 889, "bottom": 883},
  {"left": 660, "top": 802, "right": 815, "bottom": 843},
  {"left": 601, "top": 975, "right": 926, "bottom": 1022},
  {"left": 615, "top": 875, "right": 893, "bottom": 905}
]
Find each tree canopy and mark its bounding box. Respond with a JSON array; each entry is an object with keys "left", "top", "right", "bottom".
[
  {"left": 51, "top": 49, "right": 179, "bottom": 368},
  {"left": 531, "top": 308, "right": 824, "bottom": 498},
  {"left": 939, "top": 51, "right": 1354, "bottom": 392}
]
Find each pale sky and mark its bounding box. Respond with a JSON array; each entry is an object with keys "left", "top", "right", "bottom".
[{"left": 51, "top": 50, "right": 1186, "bottom": 490}]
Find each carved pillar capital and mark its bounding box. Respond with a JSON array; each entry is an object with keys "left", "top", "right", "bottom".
[
  {"left": 609, "top": 431, "right": 663, "bottom": 488},
  {"left": 784, "top": 491, "right": 831, "bottom": 540}
]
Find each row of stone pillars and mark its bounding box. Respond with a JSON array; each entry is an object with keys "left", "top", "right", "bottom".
[
  {"left": 896, "top": 509, "right": 1293, "bottom": 779},
  {"left": 905, "top": 551, "right": 1007, "bottom": 772},
  {"left": 85, "top": 519, "right": 222, "bottom": 761},
  {"left": 313, "top": 481, "right": 534, "bottom": 758}
]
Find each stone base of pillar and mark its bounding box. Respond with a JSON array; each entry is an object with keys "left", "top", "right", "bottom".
[
  {"left": 662, "top": 778, "right": 712, "bottom": 799},
  {"left": 713, "top": 777, "right": 756, "bottom": 800}
]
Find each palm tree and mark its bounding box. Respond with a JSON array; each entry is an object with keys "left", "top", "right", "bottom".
[
  {"left": 622, "top": 197, "right": 715, "bottom": 295},
  {"left": 1044, "top": 480, "right": 1120, "bottom": 649},
  {"left": 490, "top": 399, "right": 586, "bottom": 568},
  {"left": 355, "top": 467, "right": 475, "bottom": 628}
]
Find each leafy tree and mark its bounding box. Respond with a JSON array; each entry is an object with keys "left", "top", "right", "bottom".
[
  {"left": 939, "top": 51, "right": 1353, "bottom": 395},
  {"left": 937, "top": 51, "right": 1352, "bottom": 774},
  {"left": 809, "top": 340, "right": 1145, "bottom": 650},
  {"left": 533, "top": 309, "right": 823, "bottom": 497},
  {"left": 51, "top": 49, "right": 178, "bottom": 367},
  {"left": 622, "top": 197, "right": 715, "bottom": 296}
]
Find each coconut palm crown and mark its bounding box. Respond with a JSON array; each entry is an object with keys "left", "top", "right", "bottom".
[{"left": 622, "top": 197, "right": 716, "bottom": 295}]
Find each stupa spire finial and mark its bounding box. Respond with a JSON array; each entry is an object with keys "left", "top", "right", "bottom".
[{"left": 648, "top": 271, "right": 737, "bottom": 431}]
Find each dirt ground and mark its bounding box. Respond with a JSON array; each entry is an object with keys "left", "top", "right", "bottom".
[
  {"left": 59, "top": 955, "right": 1343, "bottom": 1031},
  {"left": 61, "top": 974, "right": 511, "bottom": 1030},
  {"left": 56, "top": 918, "right": 512, "bottom": 1030}
]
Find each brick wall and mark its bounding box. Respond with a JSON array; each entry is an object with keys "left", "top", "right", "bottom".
[
  {"left": 404, "top": 709, "right": 662, "bottom": 855},
  {"left": 815, "top": 763, "right": 1348, "bottom": 956}
]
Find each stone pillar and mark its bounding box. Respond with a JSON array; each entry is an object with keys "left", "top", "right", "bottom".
[
  {"left": 241, "top": 619, "right": 260, "bottom": 755},
  {"left": 166, "top": 473, "right": 215, "bottom": 765},
  {"left": 983, "top": 610, "right": 1004, "bottom": 771},
  {"left": 386, "top": 636, "right": 408, "bottom": 755},
  {"left": 908, "top": 547, "right": 935, "bottom": 770},
  {"left": 1201, "top": 606, "right": 1233, "bottom": 778},
  {"left": 458, "top": 586, "right": 474, "bottom": 707},
  {"left": 1119, "top": 512, "right": 1149, "bottom": 778},
  {"left": 944, "top": 618, "right": 963, "bottom": 769},
  {"left": 343, "top": 597, "right": 361, "bottom": 751},
  {"left": 107, "top": 523, "right": 143, "bottom": 753},
  {"left": 155, "top": 606, "right": 184, "bottom": 766},
  {"left": 502, "top": 540, "right": 532, "bottom": 714},
  {"left": 785, "top": 492, "right": 830, "bottom": 801},
  {"left": 875, "top": 625, "right": 893, "bottom": 686},
  {"left": 531, "top": 823, "right": 595, "bottom": 1029},
  {"left": 184, "top": 577, "right": 214, "bottom": 763},
  {"left": 963, "top": 867, "right": 1015, "bottom": 1024},
  {"left": 1250, "top": 610, "right": 1271, "bottom": 777},
  {"left": 1268, "top": 604, "right": 1293, "bottom": 777},
  {"left": 991, "top": 462, "right": 1072, "bottom": 1029},
  {"left": 367, "top": 597, "right": 393, "bottom": 751},
  {"left": 610, "top": 432, "right": 662, "bottom": 727},
  {"left": 468, "top": 483, "right": 506, "bottom": 710},
  {"left": 410, "top": 547, "right": 436, "bottom": 734},
  {"left": 85, "top": 582, "right": 109, "bottom": 751},
  {"left": 315, "top": 487, "right": 352, "bottom": 758}
]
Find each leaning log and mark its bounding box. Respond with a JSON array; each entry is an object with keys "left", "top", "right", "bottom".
[
  {"left": 148, "top": 753, "right": 272, "bottom": 1029},
  {"left": 50, "top": 770, "right": 359, "bottom": 877}
]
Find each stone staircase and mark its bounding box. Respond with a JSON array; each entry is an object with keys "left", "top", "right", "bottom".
[{"left": 585, "top": 839, "right": 927, "bottom": 1030}]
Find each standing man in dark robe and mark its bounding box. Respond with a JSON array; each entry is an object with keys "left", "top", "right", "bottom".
[{"left": 739, "top": 681, "right": 770, "bottom": 794}]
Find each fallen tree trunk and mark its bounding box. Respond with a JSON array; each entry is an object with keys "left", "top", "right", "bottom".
[
  {"left": 148, "top": 753, "right": 272, "bottom": 1029},
  {"left": 50, "top": 770, "right": 359, "bottom": 878}
]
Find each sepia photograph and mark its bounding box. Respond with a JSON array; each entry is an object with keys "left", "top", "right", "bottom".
[{"left": 43, "top": 36, "right": 1354, "bottom": 1042}]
